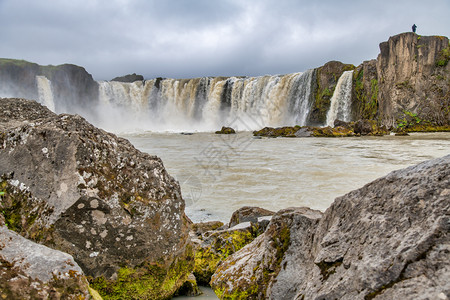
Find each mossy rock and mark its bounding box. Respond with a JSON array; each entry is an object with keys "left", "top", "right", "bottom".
[
  {"left": 215, "top": 126, "right": 236, "bottom": 134},
  {"left": 193, "top": 228, "right": 257, "bottom": 285},
  {"left": 253, "top": 126, "right": 301, "bottom": 137},
  {"left": 89, "top": 245, "right": 194, "bottom": 300}
]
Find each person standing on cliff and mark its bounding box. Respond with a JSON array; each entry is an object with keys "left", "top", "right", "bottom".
[{"left": 412, "top": 24, "right": 417, "bottom": 33}]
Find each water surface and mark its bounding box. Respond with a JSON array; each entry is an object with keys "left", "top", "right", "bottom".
[{"left": 123, "top": 132, "right": 450, "bottom": 222}]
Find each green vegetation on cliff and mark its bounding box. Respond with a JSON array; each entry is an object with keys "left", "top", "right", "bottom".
[
  {"left": 352, "top": 67, "right": 379, "bottom": 121},
  {"left": 435, "top": 43, "right": 450, "bottom": 67}
]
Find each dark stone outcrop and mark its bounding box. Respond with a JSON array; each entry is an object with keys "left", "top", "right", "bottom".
[
  {"left": 0, "top": 225, "right": 90, "bottom": 299},
  {"left": 211, "top": 155, "right": 450, "bottom": 299},
  {"left": 111, "top": 73, "right": 144, "bottom": 83},
  {"left": 0, "top": 59, "right": 98, "bottom": 114},
  {"left": 0, "top": 98, "right": 193, "bottom": 299}
]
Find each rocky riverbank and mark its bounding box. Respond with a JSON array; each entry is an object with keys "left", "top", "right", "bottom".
[
  {"left": 206, "top": 155, "right": 450, "bottom": 299},
  {"left": 1, "top": 98, "right": 449, "bottom": 299}
]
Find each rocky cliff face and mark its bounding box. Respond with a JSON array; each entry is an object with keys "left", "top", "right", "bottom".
[
  {"left": 0, "top": 98, "right": 193, "bottom": 299},
  {"left": 351, "top": 33, "right": 450, "bottom": 128},
  {"left": 0, "top": 59, "right": 98, "bottom": 114},
  {"left": 211, "top": 155, "right": 450, "bottom": 299}
]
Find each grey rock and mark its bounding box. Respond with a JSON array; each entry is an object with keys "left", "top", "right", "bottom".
[
  {"left": 211, "top": 155, "right": 450, "bottom": 299},
  {"left": 0, "top": 98, "right": 192, "bottom": 297},
  {"left": 228, "top": 206, "right": 275, "bottom": 228},
  {"left": 0, "top": 225, "right": 90, "bottom": 299},
  {"left": 111, "top": 73, "right": 144, "bottom": 83},
  {"left": 295, "top": 127, "right": 312, "bottom": 137}
]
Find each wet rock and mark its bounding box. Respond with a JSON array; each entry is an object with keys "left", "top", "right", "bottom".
[
  {"left": 0, "top": 98, "right": 193, "bottom": 299},
  {"left": 0, "top": 225, "right": 90, "bottom": 299},
  {"left": 215, "top": 126, "right": 236, "bottom": 134},
  {"left": 211, "top": 155, "right": 450, "bottom": 299}
]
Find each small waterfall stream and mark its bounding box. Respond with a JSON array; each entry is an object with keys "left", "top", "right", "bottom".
[
  {"left": 36, "top": 76, "right": 56, "bottom": 112},
  {"left": 326, "top": 70, "right": 354, "bottom": 127}
]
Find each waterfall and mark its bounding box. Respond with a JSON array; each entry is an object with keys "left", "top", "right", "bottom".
[
  {"left": 93, "top": 71, "right": 317, "bottom": 132},
  {"left": 36, "top": 76, "right": 55, "bottom": 112},
  {"left": 326, "top": 70, "right": 354, "bottom": 127}
]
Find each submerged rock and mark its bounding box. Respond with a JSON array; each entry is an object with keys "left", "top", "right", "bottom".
[
  {"left": 0, "top": 225, "right": 90, "bottom": 299},
  {"left": 211, "top": 155, "right": 450, "bottom": 299},
  {"left": 0, "top": 98, "right": 193, "bottom": 299}
]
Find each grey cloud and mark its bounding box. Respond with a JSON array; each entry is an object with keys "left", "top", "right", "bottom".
[{"left": 0, "top": 0, "right": 449, "bottom": 80}]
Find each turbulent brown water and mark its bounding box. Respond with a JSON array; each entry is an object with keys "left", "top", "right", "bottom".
[{"left": 123, "top": 131, "right": 450, "bottom": 223}]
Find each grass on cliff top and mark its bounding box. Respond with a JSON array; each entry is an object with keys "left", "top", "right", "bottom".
[{"left": 0, "top": 58, "right": 37, "bottom": 67}]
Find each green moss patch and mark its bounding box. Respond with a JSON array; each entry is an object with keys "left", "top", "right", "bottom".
[
  {"left": 89, "top": 247, "right": 194, "bottom": 300},
  {"left": 194, "top": 229, "right": 256, "bottom": 285}
]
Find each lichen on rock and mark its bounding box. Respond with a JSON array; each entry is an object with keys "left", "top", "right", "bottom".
[{"left": 0, "top": 98, "right": 193, "bottom": 299}]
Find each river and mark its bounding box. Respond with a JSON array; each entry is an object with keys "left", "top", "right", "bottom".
[{"left": 122, "top": 131, "right": 450, "bottom": 223}]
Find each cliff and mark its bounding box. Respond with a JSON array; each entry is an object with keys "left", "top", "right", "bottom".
[
  {"left": 350, "top": 33, "right": 450, "bottom": 128},
  {"left": 0, "top": 59, "right": 98, "bottom": 114}
]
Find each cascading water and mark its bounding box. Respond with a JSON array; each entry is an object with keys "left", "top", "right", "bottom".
[
  {"left": 36, "top": 76, "right": 55, "bottom": 112},
  {"left": 326, "top": 70, "right": 354, "bottom": 127},
  {"left": 95, "top": 70, "right": 316, "bottom": 132}
]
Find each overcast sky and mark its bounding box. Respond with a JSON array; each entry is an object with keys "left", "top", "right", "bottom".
[{"left": 1, "top": 0, "right": 449, "bottom": 80}]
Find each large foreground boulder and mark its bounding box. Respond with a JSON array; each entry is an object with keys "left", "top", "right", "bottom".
[
  {"left": 0, "top": 225, "right": 90, "bottom": 299},
  {"left": 0, "top": 98, "right": 193, "bottom": 299},
  {"left": 211, "top": 155, "right": 450, "bottom": 299}
]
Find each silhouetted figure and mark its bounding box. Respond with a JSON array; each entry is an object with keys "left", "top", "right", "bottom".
[{"left": 412, "top": 24, "right": 417, "bottom": 33}]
